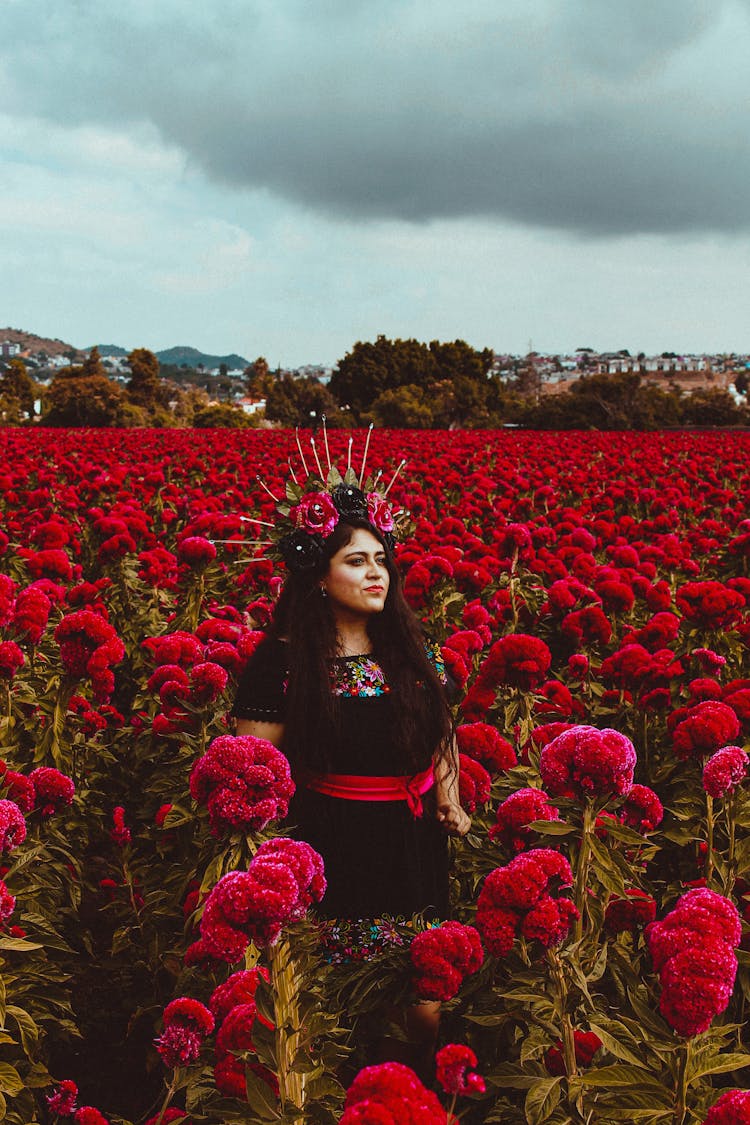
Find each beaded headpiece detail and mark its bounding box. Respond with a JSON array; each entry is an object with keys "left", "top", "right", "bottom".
[{"left": 243, "top": 421, "right": 409, "bottom": 573}]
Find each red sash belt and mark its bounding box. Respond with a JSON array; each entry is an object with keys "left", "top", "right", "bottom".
[{"left": 301, "top": 765, "right": 434, "bottom": 818}]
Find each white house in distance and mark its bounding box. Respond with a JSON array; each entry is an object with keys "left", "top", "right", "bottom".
[
  {"left": 238, "top": 396, "right": 267, "bottom": 415},
  {"left": 0, "top": 342, "right": 21, "bottom": 358}
]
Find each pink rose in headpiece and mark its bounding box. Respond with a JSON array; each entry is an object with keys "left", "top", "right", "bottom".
[
  {"left": 366, "top": 493, "right": 395, "bottom": 533},
  {"left": 292, "top": 493, "right": 339, "bottom": 537}
]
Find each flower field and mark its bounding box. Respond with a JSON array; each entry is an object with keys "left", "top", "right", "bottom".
[{"left": 0, "top": 426, "right": 750, "bottom": 1124}]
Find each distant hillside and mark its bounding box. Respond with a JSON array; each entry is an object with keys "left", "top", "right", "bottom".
[
  {"left": 0, "top": 327, "right": 83, "bottom": 358},
  {"left": 156, "top": 346, "right": 249, "bottom": 370},
  {"left": 90, "top": 344, "right": 129, "bottom": 357}
]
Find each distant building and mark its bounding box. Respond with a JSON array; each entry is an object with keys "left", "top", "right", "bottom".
[
  {"left": 239, "top": 397, "right": 267, "bottom": 415},
  {"left": 0, "top": 342, "right": 21, "bottom": 358}
]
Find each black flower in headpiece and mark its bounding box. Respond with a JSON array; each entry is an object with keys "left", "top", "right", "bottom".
[
  {"left": 331, "top": 484, "right": 368, "bottom": 520},
  {"left": 279, "top": 530, "right": 325, "bottom": 572}
]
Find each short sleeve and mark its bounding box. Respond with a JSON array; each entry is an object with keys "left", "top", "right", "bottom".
[{"left": 231, "top": 636, "right": 289, "bottom": 722}]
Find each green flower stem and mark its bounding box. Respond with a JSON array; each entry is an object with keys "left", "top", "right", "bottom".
[
  {"left": 269, "top": 935, "right": 305, "bottom": 1123},
  {"left": 674, "top": 1040, "right": 690, "bottom": 1125},
  {"left": 547, "top": 949, "right": 577, "bottom": 1081},
  {"left": 704, "top": 794, "right": 714, "bottom": 886},
  {"left": 446, "top": 1091, "right": 458, "bottom": 1123},
  {"left": 725, "top": 791, "right": 737, "bottom": 896},
  {"left": 574, "top": 800, "right": 595, "bottom": 942},
  {"left": 154, "top": 1072, "right": 178, "bottom": 1125}
]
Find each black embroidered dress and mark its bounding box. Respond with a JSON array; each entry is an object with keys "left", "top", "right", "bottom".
[{"left": 231, "top": 636, "right": 449, "bottom": 924}]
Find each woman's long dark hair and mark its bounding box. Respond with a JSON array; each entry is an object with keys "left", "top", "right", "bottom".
[{"left": 269, "top": 518, "right": 453, "bottom": 774}]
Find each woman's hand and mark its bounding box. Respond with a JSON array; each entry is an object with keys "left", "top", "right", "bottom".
[{"left": 436, "top": 800, "right": 471, "bottom": 837}]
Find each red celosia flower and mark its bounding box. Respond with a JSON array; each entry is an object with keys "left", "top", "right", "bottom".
[
  {"left": 0, "top": 642, "right": 23, "bottom": 680},
  {"left": 29, "top": 766, "right": 75, "bottom": 817},
  {"left": 0, "top": 766, "right": 34, "bottom": 813},
  {"left": 340, "top": 1062, "right": 448, "bottom": 1124},
  {"left": 47, "top": 1079, "right": 78, "bottom": 1115},
  {"left": 156, "top": 997, "right": 215, "bottom": 1068},
  {"left": 703, "top": 745, "right": 749, "bottom": 799},
  {"left": 436, "top": 1043, "right": 485, "bottom": 1096},
  {"left": 111, "top": 806, "right": 131, "bottom": 847},
  {"left": 671, "top": 701, "right": 741, "bottom": 761},
  {"left": 476, "top": 849, "right": 576, "bottom": 957},
  {"left": 489, "top": 787, "right": 560, "bottom": 852},
  {"left": 74, "top": 1108, "right": 111, "bottom": 1125},
  {"left": 692, "top": 648, "right": 727, "bottom": 674},
  {"left": 190, "top": 839, "right": 326, "bottom": 962},
  {"left": 539, "top": 725, "right": 636, "bottom": 800},
  {"left": 189, "top": 735, "right": 295, "bottom": 836},
  {"left": 143, "top": 631, "right": 203, "bottom": 667},
  {"left": 213, "top": 1055, "right": 278, "bottom": 1100},
  {"left": 604, "top": 890, "right": 657, "bottom": 935},
  {"left": 189, "top": 661, "right": 229, "bottom": 704},
  {"left": 215, "top": 1002, "right": 260, "bottom": 1057},
  {"left": 620, "top": 784, "right": 663, "bottom": 832},
  {"left": 11, "top": 585, "right": 51, "bottom": 643},
  {"left": 702, "top": 1089, "right": 750, "bottom": 1124},
  {"left": 458, "top": 755, "right": 491, "bottom": 813},
  {"left": 455, "top": 723, "right": 516, "bottom": 774},
  {"left": 646, "top": 888, "right": 741, "bottom": 1037},
  {"left": 676, "top": 580, "right": 745, "bottom": 629},
  {"left": 209, "top": 967, "right": 268, "bottom": 1024},
  {"left": 0, "top": 800, "right": 26, "bottom": 853},
  {"left": 177, "top": 536, "right": 217, "bottom": 566},
  {"left": 0, "top": 879, "right": 16, "bottom": 925},
  {"left": 544, "top": 1030, "right": 602, "bottom": 1076},
  {"left": 560, "top": 605, "right": 612, "bottom": 647},
  {"left": 480, "top": 633, "right": 552, "bottom": 690},
  {"left": 144, "top": 1110, "right": 191, "bottom": 1125},
  {"left": 54, "top": 609, "right": 124, "bottom": 700},
  {"left": 410, "top": 921, "right": 483, "bottom": 1001}
]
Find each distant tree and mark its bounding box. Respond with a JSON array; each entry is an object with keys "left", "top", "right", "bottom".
[
  {"left": 43, "top": 364, "right": 132, "bottom": 427},
  {"left": 734, "top": 371, "right": 748, "bottom": 396},
  {"left": 192, "top": 402, "right": 253, "bottom": 428},
  {"left": 81, "top": 347, "right": 105, "bottom": 378},
  {"left": 0, "top": 358, "right": 36, "bottom": 421},
  {"left": 265, "top": 374, "right": 339, "bottom": 427},
  {"left": 329, "top": 335, "right": 493, "bottom": 422},
  {"left": 369, "top": 384, "right": 434, "bottom": 428},
  {"left": 680, "top": 388, "right": 746, "bottom": 427},
  {"left": 245, "top": 356, "right": 274, "bottom": 399},
  {"left": 219, "top": 362, "right": 228, "bottom": 379},
  {"left": 126, "top": 348, "right": 161, "bottom": 409}
]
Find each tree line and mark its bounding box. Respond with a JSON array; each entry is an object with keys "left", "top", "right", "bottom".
[{"left": 1, "top": 338, "right": 747, "bottom": 429}]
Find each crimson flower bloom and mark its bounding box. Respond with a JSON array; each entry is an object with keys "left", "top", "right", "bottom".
[
  {"left": 458, "top": 755, "right": 491, "bottom": 813},
  {"left": 619, "top": 784, "right": 663, "bottom": 833},
  {"left": 340, "top": 1062, "right": 448, "bottom": 1124},
  {"left": 29, "top": 766, "right": 75, "bottom": 817},
  {"left": 702, "top": 1090, "right": 750, "bottom": 1124},
  {"left": 0, "top": 800, "right": 26, "bottom": 853},
  {"left": 456, "top": 723, "right": 516, "bottom": 774},
  {"left": 74, "top": 1109, "right": 111, "bottom": 1125},
  {"left": 544, "top": 1030, "right": 602, "bottom": 1076},
  {"left": 489, "top": 787, "right": 560, "bottom": 852},
  {"left": 156, "top": 997, "right": 215, "bottom": 1068},
  {"left": 672, "top": 701, "right": 741, "bottom": 761},
  {"left": 47, "top": 1079, "right": 78, "bottom": 1116},
  {"left": 189, "top": 735, "right": 294, "bottom": 836},
  {"left": 702, "top": 745, "right": 748, "bottom": 799},
  {"left": 410, "top": 921, "right": 483, "bottom": 1001},
  {"left": 604, "top": 890, "right": 657, "bottom": 935},
  {"left": 476, "top": 849, "right": 576, "bottom": 957},
  {"left": 539, "top": 725, "right": 636, "bottom": 801},
  {"left": 435, "top": 1043, "right": 485, "bottom": 1096}
]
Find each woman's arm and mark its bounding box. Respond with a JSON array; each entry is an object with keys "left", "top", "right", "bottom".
[
  {"left": 236, "top": 718, "right": 286, "bottom": 749},
  {"left": 434, "top": 737, "right": 471, "bottom": 836}
]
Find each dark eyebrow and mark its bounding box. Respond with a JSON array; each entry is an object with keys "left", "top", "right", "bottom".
[{"left": 344, "top": 550, "right": 386, "bottom": 559}]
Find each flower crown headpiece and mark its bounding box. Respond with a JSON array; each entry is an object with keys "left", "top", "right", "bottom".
[{"left": 242, "top": 422, "right": 410, "bottom": 573}]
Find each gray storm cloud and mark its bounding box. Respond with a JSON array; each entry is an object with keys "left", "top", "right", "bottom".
[{"left": 3, "top": 0, "right": 749, "bottom": 235}]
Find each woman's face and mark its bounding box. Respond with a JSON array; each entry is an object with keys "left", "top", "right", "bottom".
[{"left": 323, "top": 527, "right": 390, "bottom": 621}]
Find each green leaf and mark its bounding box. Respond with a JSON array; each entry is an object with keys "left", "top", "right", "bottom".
[
  {"left": 285, "top": 480, "right": 303, "bottom": 502},
  {"left": 578, "top": 1064, "right": 666, "bottom": 1089},
  {"left": 326, "top": 466, "right": 343, "bottom": 488},
  {"left": 687, "top": 1051, "right": 750, "bottom": 1081},
  {"left": 587, "top": 1023, "right": 646, "bottom": 1067},
  {"left": 527, "top": 820, "right": 576, "bottom": 836},
  {"left": 0, "top": 1064, "right": 24, "bottom": 1097},
  {"left": 524, "top": 1077, "right": 561, "bottom": 1124},
  {"left": 6, "top": 1006, "right": 38, "bottom": 1056},
  {"left": 0, "top": 938, "right": 43, "bottom": 953},
  {"left": 244, "top": 1064, "right": 282, "bottom": 1120}
]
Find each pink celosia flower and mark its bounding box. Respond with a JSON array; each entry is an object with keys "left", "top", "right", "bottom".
[
  {"left": 436, "top": 1043, "right": 485, "bottom": 1096},
  {"left": 702, "top": 745, "right": 749, "bottom": 799},
  {"left": 156, "top": 997, "right": 215, "bottom": 1068},
  {"left": 539, "top": 725, "right": 636, "bottom": 800},
  {"left": 410, "top": 921, "right": 483, "bottom": 1000}
]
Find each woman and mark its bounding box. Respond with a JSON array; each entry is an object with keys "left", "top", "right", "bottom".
[{"left": 232, "top": 511, "right": 470, "bottom": 1063}]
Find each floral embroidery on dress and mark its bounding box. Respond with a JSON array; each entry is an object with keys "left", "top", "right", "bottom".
[
  {"left": 317, "top": 915, "right": 440, "bottom": 964},
  {"left": 329, "top": 656, "right": 390, "bottom": 698}
]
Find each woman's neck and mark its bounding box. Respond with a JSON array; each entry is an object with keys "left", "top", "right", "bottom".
[{"left": 334, "top": 620, "right": 373, "bottom": 656}]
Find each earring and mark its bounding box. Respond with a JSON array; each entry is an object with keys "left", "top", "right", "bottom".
[{"left": 320, "top": 586, "right": 327, "bottom": 598}]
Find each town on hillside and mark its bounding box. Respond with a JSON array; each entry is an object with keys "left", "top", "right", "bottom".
[{"left": 0, "top": 329, "right": 748, "bottom": 429}]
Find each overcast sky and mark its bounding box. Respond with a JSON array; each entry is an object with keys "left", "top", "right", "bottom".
[{"left": 3, "top": 0, "right": 750, "bottom": 366}]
